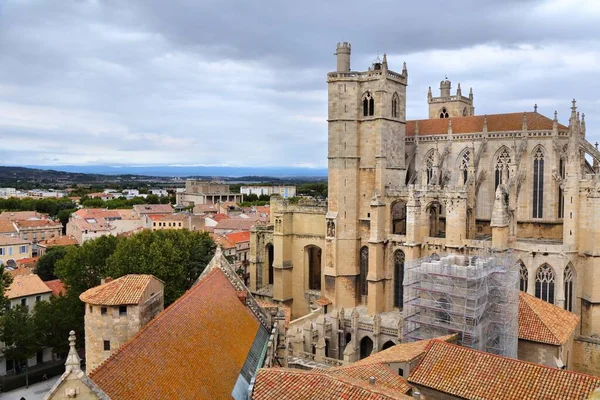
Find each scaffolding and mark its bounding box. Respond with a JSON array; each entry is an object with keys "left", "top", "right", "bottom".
[{"left": 403, "top": 251, "right": 519, "bottom": 358}]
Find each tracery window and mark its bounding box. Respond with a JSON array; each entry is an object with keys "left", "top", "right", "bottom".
[
  {"left": 494, "top": 148, "right": 511, "bottom": 190},
  {"left": 564, "top": 264, "right": 574, "bottom": 312},
  {"left": 518, "top": 261, "right": 528, "bottom": 292},
  {"left": 391, "top": 93, "right": 399, "bottom": 118},
  {"left": 394, "top": 250, "right": 405, "bottom": 308},
  {"left": 425, "top": 150, "right": 434, "bottom": 184},
  {"left": 459, "top": 149, "right": 471, "bottom": 185},
  {"left": 363, "top": 92, "right": 374, "bottom": 117},
  {"left": 535, "top": 264, "right": 555, "bottom": 304},
  {"left": 439, "top": 107, "right": 449, "bottom": 118},
  {"left": 532, "top": 147, "right": 545, "bottom": 218},
  {"left": 360, "top": 246, "right": 369, "bottom": 296}
]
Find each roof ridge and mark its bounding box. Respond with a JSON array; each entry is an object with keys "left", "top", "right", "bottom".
[{"left": 90, "top": 268, "right": 222, "bottom": 378}]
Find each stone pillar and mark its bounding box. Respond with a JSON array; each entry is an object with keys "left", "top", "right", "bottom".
[
  {"left": 373, "top": 314, "right": 381, "bottom": 354},
  {"left": 302, "top": 321, "right": 313, "bottom": 353},
  {"left": 556, "top": 265, "right": 565, "bottom": 308},
  {"left": 368, "top": 192, "right": 387, "bottom": 315},
  {"left": 406, "top": 189, "right": 422, "bottom": 244},
  {"left": 330, "top": 309, "right": 340, "bottom": 360},
  {"left": 315, "top": 315, "right": 326, "bottom": 361},
  {"left": 444, "top": 192, "right": 467, "bottom": 248},
  {"left": 491, "top": 185, "right": 510, "bottom": 250}
]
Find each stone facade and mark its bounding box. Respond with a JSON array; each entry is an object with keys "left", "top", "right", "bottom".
[
  {"left": 81, "top": 277, "right": 164, "bottom": 372},
  {"left": 249, "top": 42, "right": 600, "bottom": 374}
]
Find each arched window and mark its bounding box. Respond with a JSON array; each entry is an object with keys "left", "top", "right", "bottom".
[
  {"left": 462, "top": 107, "right": 468, "bottom": 116},
  {"left": 360, "top": 246, "right": 369, "bottom": 296},
  {"left": 494, "top": 147, "right": 511, "bottom": 190},
  {"left": 535, "top": 264, "right": 555, "bottom": 304},
  {"left": 394, "top": 250, "right": 405, "bottom": 308},
  {"left": 360, "top": 336, "right": 373, "bottom": 359},
  {"left": 425, "top": 150, "right": 434, "bottom": 185},
  {"left": 266, "top": 244, "right": 274, "bottom": 285},
  {"left": 439, "top": 107, "right": 449, "bottom": 118},
  {"left": 391, "top": 201, "right": 407, "bottom": 235},
  {"left": 518, "top": 261, "right": 528, "bottom": 292},
  {"left": 427, "top": 202, "right": 445, "bottom": 238},
  {"left": 558, "top": 157, "right": 566, "bottom": 218},
  {"left": 564, "top": 264, "right": 574, "bottom": 312},
  {"left": 532, "top": 147, "right": 545, "bottom": 218},
  {"left": 306, "top": 246, "right": 322, "bottom": 291},
  {"left": 391, "top": 93, "right": 399, "bottom": 118},
  {"left": 382, "top": 341, "right": 395, "bottom": 350},
  {"left": 458, "top": 149, "right": 471, "bottom": 185},
  {"left": 363, "top": 92, "right": 374, "bottom": 117}
]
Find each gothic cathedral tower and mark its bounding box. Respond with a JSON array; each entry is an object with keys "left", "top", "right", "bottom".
[{"left": 325, "top": 43, "right": 407, "bottom": 311}]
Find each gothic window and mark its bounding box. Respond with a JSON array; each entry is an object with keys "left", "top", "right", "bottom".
[
  {"left": 394, "top": 250, "right": 405, "bottom": 308},
  {"left": 458, "top": 149, "right": 471, "bottom": 185},
  {"left": 425, "top": 150, "right": 434, "bottom": 184},
  {"left": 440, "top": 107, "right": 449, "bottom": 118},
  {"left": 363, "top": 92, "right": 374, "bottom": 117},
  {"left": 564, "top": 264, "right": 574, "bottom": 312},
  {"left": 307, "top": 246, "right": 322, "bottom": 291},
  {"left": 518, "top": 261, "right": 528, "bottom": 292},
  {"left": 360, "top": 246, "right": 369, "bottom": 296},
  {"left": 266, "top": 244, "right": 274, "bottom": 285},
  {"left": 391, "top": 93, "right": 399, "bottom": 118},
  {"left": 558, "top": 157, "right": 566, "bottom": 218},
  {"left": 494, "top": 148, "right": 511, "bottom": 190},
  {"left": 532, "top": 147, "right": 545, "bottom": 218},
  {"left": 535, "top": 264, "right": 555, "bottom": 304},
  {"left": 462, "top": 107, "right": 468, "bottom": 116},
  {"left": 391, "top": 201, "right": 407, "bottom": 235}
]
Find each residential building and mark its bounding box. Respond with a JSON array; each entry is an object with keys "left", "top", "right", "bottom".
[
  {"left": 87, "top": 192, "right": 115, "bottom": 201},
  {"left": 149, "top": 188, "right": 169, "bottom": 197},
  {"left": 225, "top": 231, "right": 251, "bottom": 265},
  {"left": 145, "top": 213, "right": 188, "bottom": 230},
  {"left": 79, "top": 275, "right": 164, "bottom": 371},
  {"left": 0, "top": 236, "right": 32, "bottom": 268},
  {"left": 132, "top": 203, "right": 174, "bottom": 218},
  {"left": 214, "top": 217, "right": 264, "bottom": 235},
  {"left": 176, "top": 180, "right": 243, "bottom": 206},
  {"left": 14, "top": 219, "right": 63, "bottom": 253},
  {"left": 0, "top": 187, "right": 17, "bottom": 198},
  {"left": 241, "top": 185, "right": 297, "bottom": 199},
  {"left": 67, "top": 209, "right": 144, "bottom": 244},
  {"left": 0, "top": 220, "right": 19, "bottom": 237},
  {"left": 37, "top": 235, "right": 78, "bottom": 256}
]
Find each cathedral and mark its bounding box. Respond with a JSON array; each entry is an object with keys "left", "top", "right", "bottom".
[{"left": 249, "top": 42, "right": 600, "bottom": 375}]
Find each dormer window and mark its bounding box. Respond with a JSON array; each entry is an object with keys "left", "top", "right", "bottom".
[
  {"left": 363, "top": 92, "right": 374, "bottom": 117},
  {"left": 440, "top": 107, "right": 449, "bottom": 118}
]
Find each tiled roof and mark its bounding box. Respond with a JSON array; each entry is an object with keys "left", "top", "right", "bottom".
[
  {"left": 0, "top": 236, "right": 30, "bottom": 246},
  {"left": 0, "top": 220, "right": 18, "bottom": 233},
  {"left": 38, "top": 236, "right": 79, "bottom": 247},
  {"left": 210, "top": 213, "right": 230, "bottom": 222},
  {"left": 519, "top": 291, "right": 579, "bottom": 346},
  {"left": 79, "top": 275, "right": 155, "bottom": 305},
  {"left": 353, "top": 335, "right": 458, "bottom": 366},
  {"left": 211, "top": 233, "right": 236, "bottom": 249},
  {"left": 16, "top": 257, "right": 39, "bottom": 268},
  {"left": 256, "top": 300, "right": 291, "bottom": 328},
  {"left": 133, "top": 204, "right": 174, "bottom": 215},
  {"left": 215, "top": 218, "right": 260, "bottom": 231},
  {"left": 15, "top": 219, "right": 62, "bottom": 228},
  {"left": 253, "top": 366, "right": 413, "bottom": 400},
  {"left": 90, "top": 268, "right": 265, "bottom": 400},
  {"left": 45, "top": 279, "right": 66, "bottom": 297},
  {"left": 7, "top": 266, "right": 34, "bottom": 278},
  {"left": 0, "top": 211, "right": 44, "bottom": 221},
  {"left": 406, "top": 112, "right": 568, "bottom": 136},
  {"left": 225, "top": 231, "right": 250, "bottom": 244},
  {"left": 6, "top": 274, "right": 52, "bottom": 299},
  {"left": 408, "top": 340, "right": 600, "bottom": 400}
]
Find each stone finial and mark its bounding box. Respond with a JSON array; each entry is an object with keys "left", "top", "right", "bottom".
[
  {"left": 456, "top": 82, "right": 462, "bottom": 97},
  {"left": 215, "top": 245, "right": 223, "bottom": 258},
  {"left": 414, "top": 120, "right": 419, "bottom": 135},
  {"left": 554, "top": 110, "right": 558, "bottom": 122},
  {"left": 534, "top": 104, "right": 538, "bottom": 113},
  {"left": 447, "top": 119, "right": 453, "bottom": 135},
  {"left": 482, "top": 114, "right": 488, "bottom": 133},
  {"left": 469, "top": 87, "right": 473, "bottom": 100},
  {"left": 522, "top": 112, "right": 528, "bottom": 131},
  {"left": 491, "top": 185, "right": 509, "bottom": 227},
  {"left": 402, "top": 61, "right": 407, "bottom": 76},
  {"left": 427, "top": 86, "right": 432, "bottom": 101},
  {"left": 65, "top": 330, "right": 81, "bottom": 372}
]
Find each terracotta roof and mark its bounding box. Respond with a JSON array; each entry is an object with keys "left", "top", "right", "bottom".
[
  {"left": 519, "top": 291, "right": 579, "bottom": 346},
  {"left": 253, "top": 366, "right": 413, "bottom": 400},
  {"left": 315, "top": 297, "right": 332, "bottom": 306},
  {"left": 209, "top": 213, "right": 230, "bottom": 222},
  {"left": 225, "top": 231, "right": 250, "bottom": 244},
  {"left": 45, "top": 279, "right": 66, "bottom": 297},
  {"left": 6, "top": 274, "right": 52, "bottom": 299},
  {"left": 408, "top": 340, "right": 600, "bottom": 400},
  {"left": 17, "top": 256, "right": 39, "bottom": 268},
  {"left": 38, "top": 236, "right": 79, "bottom": 247},
  {"left": 0, "top": 220, "right": 18, "bottom": 233},
  {"left": 79, "top": 275, "right": 156, "bottom": 305},
  {"left": 256, "top": 300, "right": 291, "bottom": 328},
  {"left": 0, "top": 236, "right": 30, "bottom": 246},
  {"left": 215, "top": 218, "right": 259, "bottom": 231},
  {"left": 353, "top": 335, "right": 458, "bottom": 367},
  {"left": 210, "top": 233, "right": 236, "bottom": 249},
  {"left": 406, "top": 112, "right": 568, "bottom": 136},
  {"left": 7, "top": 266, "right": 34, "bottom": 278},
  {"left": 0, "top": 211, "right": 45, "bottom": 221},
  {"left": 133, "top": 204, "right": 174, "bottom": 215},
  {"left": 15, "top": 219, "right": 61, "bottom": 228},
  {"left": 193, "top": 204, "right": 218, "bottom": 213},
  {"left": 90, "top": 268, "right": 266, "bottom": 400}
]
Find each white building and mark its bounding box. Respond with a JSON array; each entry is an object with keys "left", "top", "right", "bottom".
[{"left": 240, "top": 185, "right": 296, "bottom": 198}]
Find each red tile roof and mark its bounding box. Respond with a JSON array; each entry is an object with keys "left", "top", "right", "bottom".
[
  {"left": 79, "top": 275, "right": 156, "bottom": 305},
  {"left": 6, "top": 274, "right": 52, "bottom": 299},
  {"left": 406, "top": 112, "right": 568, "bottom": 136},
  {"left": 353, "top": 335, "right": 458, "bottom": 366},
  {"left": 519, "top": 291, "right": 579, "bottom": 346},
  {"left": 0, "top": 211, "right": 45, "bottom": 221},
  {"left": 90, "top": 268, "right": 265, "bottom": 400},
  {"left": 210, "top": 213, "right": 230, "bottom": 222},
  {"left": 408, "top": 340, "right": 600, "bottom": 400},
  {"left": 210, "top": 233, "right": 236, "bottom": 249},
  {"left": 215, "top": 218, "right": 260, "bottom": 231},
  {"left": 133, "top": 204, "right": 174, "bottom": 215},
  {"left": 37, "top": 236, "right": 78, "bottom": 248},
  {"left": 225, "top": 231, "right": 250, "bottom": 244},
  {"left": 0, "top": 220, "right": 18, "bottom": 234},
  {"left": 15, "top": 219, "right": 61, "bottom": 228},
  {"left": 253, "top": 365, "right": 413, "bottom": 400},
  {"left": 45, "top": 279, "right": 66, "bottom": 297}
]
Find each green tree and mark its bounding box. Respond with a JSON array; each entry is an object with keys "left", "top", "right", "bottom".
[
  {"left": 0, "top": 265, "right": 13, "bottom": 314},
  {"left": 106, "top": 230, "right": 215, "bottom": 305},
  {"left": 82, "top": 198, "right": 104, "bottom": 208},
  {"left": 33, "top": 293, "right": 84, "bottom": 357},
  {"left": 35, "top": 246, "right": 69, "bottom": 281},
  {"left": 0, "top": 305, "right": 39, "bottom": 387},
  {"left": 57, "top": 208, "right": 75, "bottom": 227},
  {"left": 55, "top": 235, "right": 119, "bottom": 295},
  {"left": 146, "top": 194, "right": 160, "bottom": 204}
]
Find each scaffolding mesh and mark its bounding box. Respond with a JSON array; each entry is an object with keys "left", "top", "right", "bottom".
[{"left": 403, "top": 250, "right": 519, "bottom": 358}]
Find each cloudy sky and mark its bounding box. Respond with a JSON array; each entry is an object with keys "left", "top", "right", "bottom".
[{"left": 0, "top": 0, "right": 599, "bottom": 169}]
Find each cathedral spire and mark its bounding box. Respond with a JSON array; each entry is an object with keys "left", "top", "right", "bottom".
[
  {"left": 469, "top": 87, "right": 473, "bottom": 100},
  {"left": 402, "top": 61, "right": 407, "bottom": 77},
  {"left": 457, "top": 82, "right": 462, "bottom": 97},
  {"left": 382, "top": 53, "right": 388, "bottom": 71},
  {"left": 427, "top": 86, "right": 432, "bottom": 101}
]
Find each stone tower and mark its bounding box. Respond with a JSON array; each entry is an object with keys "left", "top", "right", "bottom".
[
  {"left": 79, "top": 275, "right": 164, "bottom": 371},
  {"left": 326, "top": 43, "right": 407, "bottom": 312},
  {"left": 428, "top": 78, "right": 475, "bottom": 118}
]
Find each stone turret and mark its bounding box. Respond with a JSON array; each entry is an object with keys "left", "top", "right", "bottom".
[
  {"left": 491, "top": 185, "right": 510, "bottom": 249},
  {"left": 335, "top": 42, "right": 351, "bottom": 72},
  {"left": 440, "top": 78, "right": 451, "bottom": 97},
  {"left": 428, "top": 77, "right": 475, "bottom": 118}
]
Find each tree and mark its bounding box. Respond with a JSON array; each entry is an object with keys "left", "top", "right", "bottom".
[
  {"left": 0, "top": 265, "right": 13, "bottom": 314},
  {"left": 106, "top": 230, "right": 215, "bottom": 305},
  {"left": 55, "top": 235, "right": 118, "bottom": 296},
  {"left": 33, "top": 293, "right": 84, "bottom": 357},
  {"left": 35, "top": 246, "right": 68, "bottom": 281},
  {"left": 146, "top": 194, "right": 160, "bottom": 204},
  {"left": 0, "top": 305, "right": 38, "bottom": 387}
]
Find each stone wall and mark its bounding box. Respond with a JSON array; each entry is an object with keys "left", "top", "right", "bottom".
[
  {"left": 517, "top": 340, "right": 559, "bottom": 368},
  {"left": 573, "top": 336, "right": 600, "bottom": 376}
]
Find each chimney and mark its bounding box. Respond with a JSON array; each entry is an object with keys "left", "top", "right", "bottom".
[
  {"left": 369, "top": 376, "right": 376, "bottom": 385},
  {"left": 100, "top": 277, "right": 113, "bottom": 285}
]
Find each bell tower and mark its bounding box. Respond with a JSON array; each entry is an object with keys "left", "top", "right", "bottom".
[
  {"left": 428, "top": 78, "right": 475, "bottom": 119},
  {"left": 326, "top": 43, "right": 407, "bottom": 312}
]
